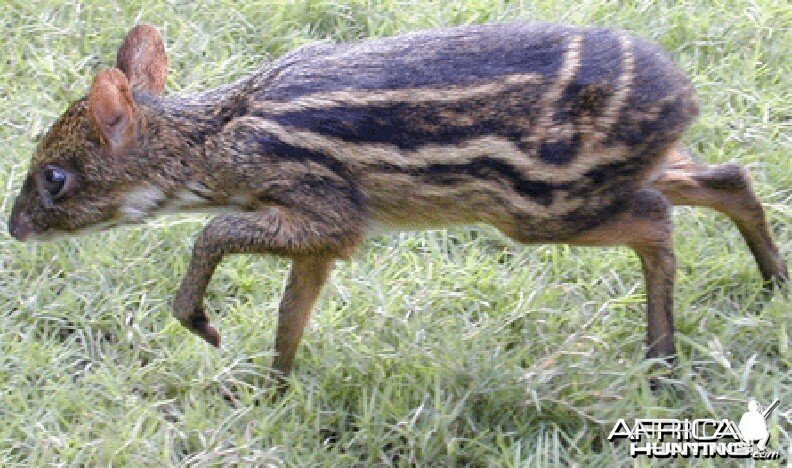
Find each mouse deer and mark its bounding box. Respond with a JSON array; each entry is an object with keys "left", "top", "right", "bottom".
[{"left": 9, "top": 23, "right": 787, "bottom": 385}]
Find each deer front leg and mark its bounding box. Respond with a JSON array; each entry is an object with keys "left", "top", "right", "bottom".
[
  {"left": 172, "top": 232, "right": 223, "bottom": 347},
  {"left": 273, "top": 255, "right": 334, "bottom": 378},
  {"left": 172, "top": 208, "right": 362, "bottom": 359}
]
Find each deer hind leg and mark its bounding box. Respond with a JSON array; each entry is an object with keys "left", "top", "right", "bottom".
[
  {"left": 568, "top": 189, "right": 676, "bottom": 360},
  {"left": 651, "top": 147, "right": 788, "bottom": 284}
]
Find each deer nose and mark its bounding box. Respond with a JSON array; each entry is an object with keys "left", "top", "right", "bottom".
[{"left": 8, "top": 205, "right": 33, "bottom": 241}]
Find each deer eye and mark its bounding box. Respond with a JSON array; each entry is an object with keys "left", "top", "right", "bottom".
[{"left": 42, "top": 166, "right": 68, "bottom": 199}]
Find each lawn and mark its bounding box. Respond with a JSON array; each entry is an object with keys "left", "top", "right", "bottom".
[{"left": 0, "top": 0, "right": 789, "bottom": 465}]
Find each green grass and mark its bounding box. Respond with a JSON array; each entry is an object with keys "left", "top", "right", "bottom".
[{"left": 1, "top": 0, "right": 790, "bottom": 465}]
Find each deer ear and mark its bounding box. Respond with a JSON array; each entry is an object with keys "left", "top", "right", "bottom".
[
  {"left": 116, "top": 24, "right": 168, "bottom": 95},
  {"left": 88, "top": 68, "right": 137, "bottom": 151}
]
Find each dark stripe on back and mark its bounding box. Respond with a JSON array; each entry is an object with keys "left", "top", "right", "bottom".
[
  {"left": 260, "top": 23, "right": 570, "bottom": 101},
  {"left": 252, "top": 31, "right": 689, "bottom": 162},
  {"left": 252, "top": 135, "right": 367, "bottom": 211},
  {"left": 537, "top": 29, "right": 624, "bottom": 165},
  {"left": 254, "top": 134, "right": 353, "bottom": 180},
  {"left": 603, "top": 35, "right": 698, "bottom": 152},
  {"left": 252, "top": 25, "right": 695, "bottom": 168},
  {"left": 375, "top": 156, "right": 562, "bottom": 206},
  {"left": 255, "top": 95, "right": 540, "bottom": 151},
  {"left": 536, "top": 135, "right": 581, "bottom": 165}
]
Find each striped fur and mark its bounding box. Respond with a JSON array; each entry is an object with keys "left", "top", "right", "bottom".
[
  {"left": 16, "top": 23, "right": 699, "bottom": 243},
  {"left": 14, "top": 22, "right": 785, "bottom": 384},
  {"left": 128, "top": 23, "right": 697, "bottom": 242}
]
